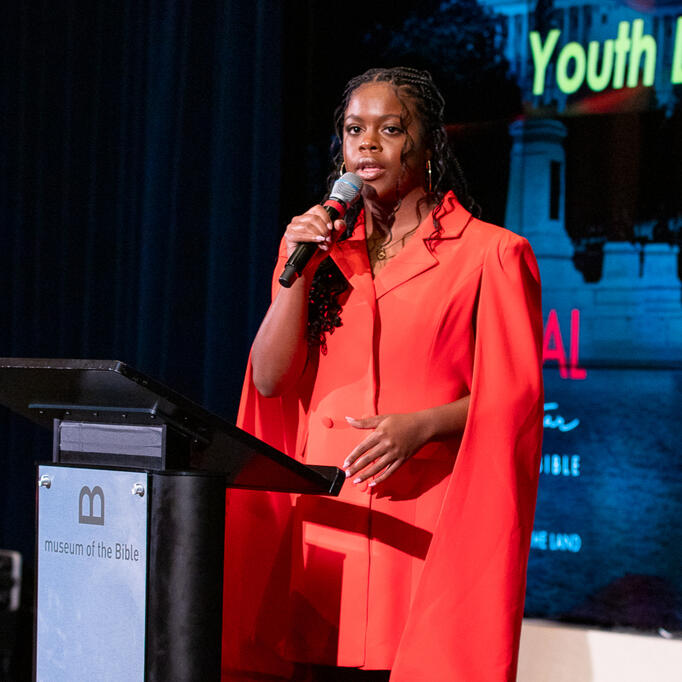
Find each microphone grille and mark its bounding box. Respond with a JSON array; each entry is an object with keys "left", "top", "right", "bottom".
[{"left": 329, "top": 172, "right": 363, "bottom": 205}]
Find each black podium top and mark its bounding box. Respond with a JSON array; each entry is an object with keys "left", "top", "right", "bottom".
[{"left": 0, "top": 358, "right": 343, "bottom": 495}]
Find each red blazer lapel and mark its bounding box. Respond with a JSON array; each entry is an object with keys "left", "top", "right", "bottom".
[{"left": 374, "top": 193, "right": 473, "bottom": 299}]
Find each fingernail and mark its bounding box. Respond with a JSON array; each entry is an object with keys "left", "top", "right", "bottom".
[
  {"left": 353, "top": 478, "right": 361, "bottom": 484},
  {"left": 342, "top": 459, "right": 350, "bottom": 468},
  {"left": 368, "top": 481, "right": 376, "bottom": 487},
  {"left": 345, "top": 416, "right": 355, "bottom": 423},
  {"left": 315, "top": 235, "right": 326, "bottom": 242},
  {"left": 344, "top": 469, "right": 351, "bottom": 477}
]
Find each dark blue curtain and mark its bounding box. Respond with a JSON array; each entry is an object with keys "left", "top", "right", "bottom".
[{"left": 0, "top": 0, "right": 282, "bottom": 570}]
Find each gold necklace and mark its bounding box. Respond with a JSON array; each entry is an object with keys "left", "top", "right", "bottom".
[{"left": 372, "top": 224, "right": 420, "bottom": 261}]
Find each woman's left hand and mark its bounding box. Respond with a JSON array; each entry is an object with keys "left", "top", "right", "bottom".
[{"left": 343, "top": 413, "right": 430, "bottom": 487}]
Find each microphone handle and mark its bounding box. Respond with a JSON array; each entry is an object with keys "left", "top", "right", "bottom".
[{"left": 278, "top": 204, "right": 342, "bottom": 288}]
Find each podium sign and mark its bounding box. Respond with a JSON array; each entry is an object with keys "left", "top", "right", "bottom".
[{"left": 36, "top": 466, "right": 148, "bottom": 680}]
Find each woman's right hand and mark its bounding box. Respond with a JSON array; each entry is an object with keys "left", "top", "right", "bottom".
[{"left": 284, "top": 205, "right": 346, "bottom": 271}]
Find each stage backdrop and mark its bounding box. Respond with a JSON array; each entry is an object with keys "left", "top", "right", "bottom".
[{"left": 477, "top": 0, "right": 682, "bottom": 635}]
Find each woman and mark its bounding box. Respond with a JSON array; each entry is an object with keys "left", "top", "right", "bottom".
[{"left": 222, "top": 67, "right": 544, "bottom": 682}]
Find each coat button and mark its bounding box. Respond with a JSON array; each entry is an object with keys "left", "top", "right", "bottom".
[{"left": 321, "top": 416, "right": 334, "bottom": 428}]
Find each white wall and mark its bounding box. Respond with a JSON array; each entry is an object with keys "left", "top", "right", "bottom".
[{"left": 518, "top": 619, "right": 682, "bottom": 681}]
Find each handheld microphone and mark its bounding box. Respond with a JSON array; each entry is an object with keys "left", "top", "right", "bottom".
[{"left": 279, "top": 172, "right": 363, "bottom": 288}]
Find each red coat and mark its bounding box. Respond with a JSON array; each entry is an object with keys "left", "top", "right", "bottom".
[{"left": 222, "top": 192, "right": 544, "bottom": 681}]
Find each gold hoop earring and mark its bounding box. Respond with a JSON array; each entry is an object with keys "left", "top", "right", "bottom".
[
  {"left": 339, "top": 161, "right": 346, "bottom": 176},
  {"left": 426, "top": 159, "right": 432, "bottom": 193}
]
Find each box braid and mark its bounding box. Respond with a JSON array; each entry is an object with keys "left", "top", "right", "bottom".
[{"left": 307, "top": 67, "right": 479, "bottom": 351}]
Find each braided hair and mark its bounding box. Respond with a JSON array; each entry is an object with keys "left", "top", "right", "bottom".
[{"left": 308, "top": 67, "right": 478, "bottom": 350}]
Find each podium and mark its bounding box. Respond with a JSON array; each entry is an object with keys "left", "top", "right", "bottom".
[{"left": 0, "top": 358, "right": 343, "bottom": 681}]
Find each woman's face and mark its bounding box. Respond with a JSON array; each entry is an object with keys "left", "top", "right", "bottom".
[{"left": 342, "top": 82, "right": 430, "bottom": 204}]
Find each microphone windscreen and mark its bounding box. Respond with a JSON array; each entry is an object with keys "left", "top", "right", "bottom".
[{"left": 329, "top": 172, "right": 363, "bottom": 207}]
